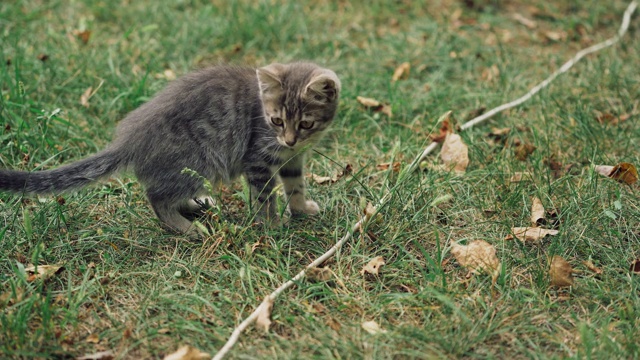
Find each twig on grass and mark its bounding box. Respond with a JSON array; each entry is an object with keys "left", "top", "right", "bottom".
[{"left": 211, "top": 2, "right": 638, "bottom": 358}]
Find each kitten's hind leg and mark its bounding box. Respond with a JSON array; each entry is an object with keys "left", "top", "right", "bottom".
[{"left": 149, "top": 198, "right": 195, "bottom": 234}]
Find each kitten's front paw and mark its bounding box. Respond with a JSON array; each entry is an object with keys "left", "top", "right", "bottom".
[{"left": 291, "top": 200, "right": 320, "bottom": 216}]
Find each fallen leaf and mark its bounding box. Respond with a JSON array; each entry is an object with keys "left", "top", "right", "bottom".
[
  {"left": 356, "top": 96, "right": 392, "bottom": 117},
  {"left": 582, "top": 260, "right": 602, "bottom": 275},
  {"left": 80, "top": 87, "right": 92, "bottom": 108},
  {"left": 24, "top": 264, "right": 64, "bottom": 282},
  {"left": 37, "top": 53, "right": 49, "bottom": 62},
  {"left": 514, "top": 142, "right": 536, "bottom": 161},
  {"left": 450, "top": 240, "right": 501, "bottom": 278},
  {"left": 481, "top": 64, "right": 500, "bottom": 82},
  {"left": 307, "top": 267, "right": 334, "bottom": 282},
  {"left": 311, "top": 173, "right": 335, "bottom": 185},
  {"left": 595, "top": 111, "right": 617, "bottom": 125},
  {"left": 509, "top": 172, "right": 532, "bottom": 183},
  {"left": 76, "top": 350, "right": 114, "bottom": 360},
  {"left": 326, "top": 318, "right": 341, "bottom": 331},
  {"left": 513, "top": 13, "right": 537, "bottom": 29},
  {"left": 595, "top": 163, "right": 638, "bottom": 185},
  {"left": 362, "top": 320, "right": 387, "bottom": 335},
  {"left": 530, "top": 197, "right": 545, "bottom": 226},
  {"left": 85, "top": 333, "right": 100, "bottom": 344},
  {"left": 376, "top": 162, "right": 401, "bottom": 172},
  {"left": 361, "top": 256, "right": 385, "bottom": 275},
  {"left": 630, "top": 259, "right": 640, "bottom": 274},
  {"left": 73, "top": 29, "right": 92, "bottom": 44},
  {"left": 549, "top": 255, "right": 573, "bottom": 287},
  {"left": 163, "top": 345, "right": 210, "bottom": 360},
  {"left": 488, "top": 127, "right": 510, "bottom": 138},
  {"left": 310, "top": 165, "right": 351, "bottom": 185},
  {"left": 255, "top": 296, "right": 274, "bottom": 333},
  {"left": 391, "top": 62, "right": 410, "bottom": 82},
  {"left": 506, "top": 227, "right": 559, "bottom": 242},
  {"left": 544, "top": 30, "right": 567, "bottom": 42},
  {"left": 429, "top": 116, "right": 454, "bottom": 143},
  {"left": 440, "top": 133, "right": 469, "bottom": 174}
]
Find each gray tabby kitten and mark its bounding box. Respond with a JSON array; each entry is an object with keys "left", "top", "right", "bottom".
[{"left": 0, "top": 62, "right": 341, "bottom": 234}]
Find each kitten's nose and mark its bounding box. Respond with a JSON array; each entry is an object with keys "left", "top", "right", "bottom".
[{"left": 285, "top": 138, "right": 297, "bottom": 147}]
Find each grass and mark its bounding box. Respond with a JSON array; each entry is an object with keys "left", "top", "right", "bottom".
[{"left": 1, "top": 0, "right": 640, "bottom": 358}]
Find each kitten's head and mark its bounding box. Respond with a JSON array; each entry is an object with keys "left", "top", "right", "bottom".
[{"left": 257, "top": 62, "right": 341, "bottom": 150}]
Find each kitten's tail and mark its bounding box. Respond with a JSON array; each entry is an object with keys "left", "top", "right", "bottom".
[{"left": 0, "top": 148, "right": 125, "bottom": 194}]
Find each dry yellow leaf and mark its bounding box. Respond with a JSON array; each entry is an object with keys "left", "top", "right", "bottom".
[
  {"left": 440, "top": 133, "right": 469, "bottom": 174},
  {"left": 595, "top": 163, "right": 638, "bottom": 185},
  {"left": 506, "top": 227, "right": 559, "bottom": 242},
  {"left": 450, "top": 240, "right": 501, "bottom": 278},
  {"left": 582, "top": 260, "right": 602, "bottom": 275},
  {"left": 376, "top": 162, "right": 401, "bottom": 172},
  {"left": 85, "top": 333, "right": 100, "bottom": 344},
  {"left": 255, "top": 296, "right": 274, "bottom": 333},
  {"left": 361, "top": 256, "right": 385, "bottom": 275},
  {"left": 362, "top": 320, "right": 387, "bottom": 335},
  {"left": 530, "top": 197, "right": 545, "bottom": 226},
  {"left": 163, "top": 345, "right": 210, "bottom": 360},
  {"left": 25, "top": 264, "right": 64, "bottom": 282},
  {"left": 512, "top": 13, "right": 537, "bottom": 29},
  {"left": 356, "top": 96, "right": 392, "bottom": 117},
  {"left": 310, "top": 173, "right": 335, "bottom": 185},
  {"left": 80, "top": 87, "right": 92, "bottom": 108},
  {"left": 307, "top": 267, "right": 334, "bottom": 282},
  {"left": 549, "top": 255, "right": 573, "bottom": 287},
  {"left": 509, "top": 172, "right": 532, "bottom": 183},
  {"left": 391, "top": 62, "right": 410, "bottom": 82}
]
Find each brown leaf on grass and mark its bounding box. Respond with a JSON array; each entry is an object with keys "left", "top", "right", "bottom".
[
  {"left": 630, "top": 259, "right": 640, "bottom": 274},
  {"left": 37, "top": 53, "right": 49, "bottom": 62},
  {"left": 311, "top": 173, "right": 335, "bottom": 185},
  {"left": 450, "top": 240, "right": 501, "bottom": 278},
  {"left": 530, "top": 197, "right": 545, "bottom": 226},
  {"left": 391, "top": 62, "right": 410, "bottom": 82},
  {"left": 361, "top": 256, "right": 385, "bottom": 275},
  {"left": 509, "top": 172, "right": 532, "bottom": 183},
  {"left": 307, "top": 267, "right": 334, "bottom": 282},
  {"left": 514, "top": 142, "right": 536, "bottom": 161},
  {"left": 255, "top": 296, "right": 274, "bottom": 333},
  {"left": 512, "top": 13, "right": 537, "bottom": 29},
  {"left": 582, "top": 260, "right": 603, "bottom": 275},
  {"left": 362, "top": 320, "right": 387, "bottom": 335},
  {"left": 376, "top": 162, "right": 401, "bottom": 172},
  {"left": 595, "top": 163, "right": 638, "bottom": 185},
  {"left": 429, "top": 117, "right": 454, "bottom": 143},
  {"left": 80, "top": 87, "right": 92, "bottom": 108},
  {"left": 310, "top": 164, "right": 352, "bottom": 185},
  {"left": 549, "top": 256, "right": 573, "bottom": 287},
  {"left": 85, "top": 333, "right": 100, "bottom": 344},
  {"left": 25, "top": 264, "right": 64, "bottom": 282},
  {"left": 162, "top": 346, "right": 210, "bottom": 360},
  {"left": 594, "top": 110, "right": 629, "bottom": 125},
  {"left": 440, "top": 133, "right": 469, "bottom": 174},
  {"left": 356, "top": 96, "right": 392, "bottom": 117},
  {"left": 72, "top": 29, "right": 92, "bottom": 44},
  {"left": 76, "top": 350, "right": 114, "bottom": 360},
  {"left": 544, "top": 30, "right": 567, "bottom": 42},
  {"left": 481, "top": 64, "right": 500, "bottom": 82},
  {"left": 505, "top": 227, "right": 559, "bottom": 242}
]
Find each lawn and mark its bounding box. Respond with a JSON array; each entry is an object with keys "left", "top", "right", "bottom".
[{"left": 1, "top": 0, "right": 640, "bottom": 359}]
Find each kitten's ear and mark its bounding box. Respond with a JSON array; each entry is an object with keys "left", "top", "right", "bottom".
[
  {"left": 257, "top": 64, "right": 284, "bottom": 95},
  {"left": 305, "top": 69, "right": 341, "bottom": 103}
]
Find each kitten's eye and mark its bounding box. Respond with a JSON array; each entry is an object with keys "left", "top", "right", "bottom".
[
  {"left": 299, "top": 120, "right": 314, "bottom": 130},
  {"left": 271, "top": 117, "right": 283, "bottom": 126}
]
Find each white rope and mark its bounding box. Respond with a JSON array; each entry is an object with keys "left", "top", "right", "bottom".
[{"left": 211, "top": 2, "right": 638, "bottom": 358}]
